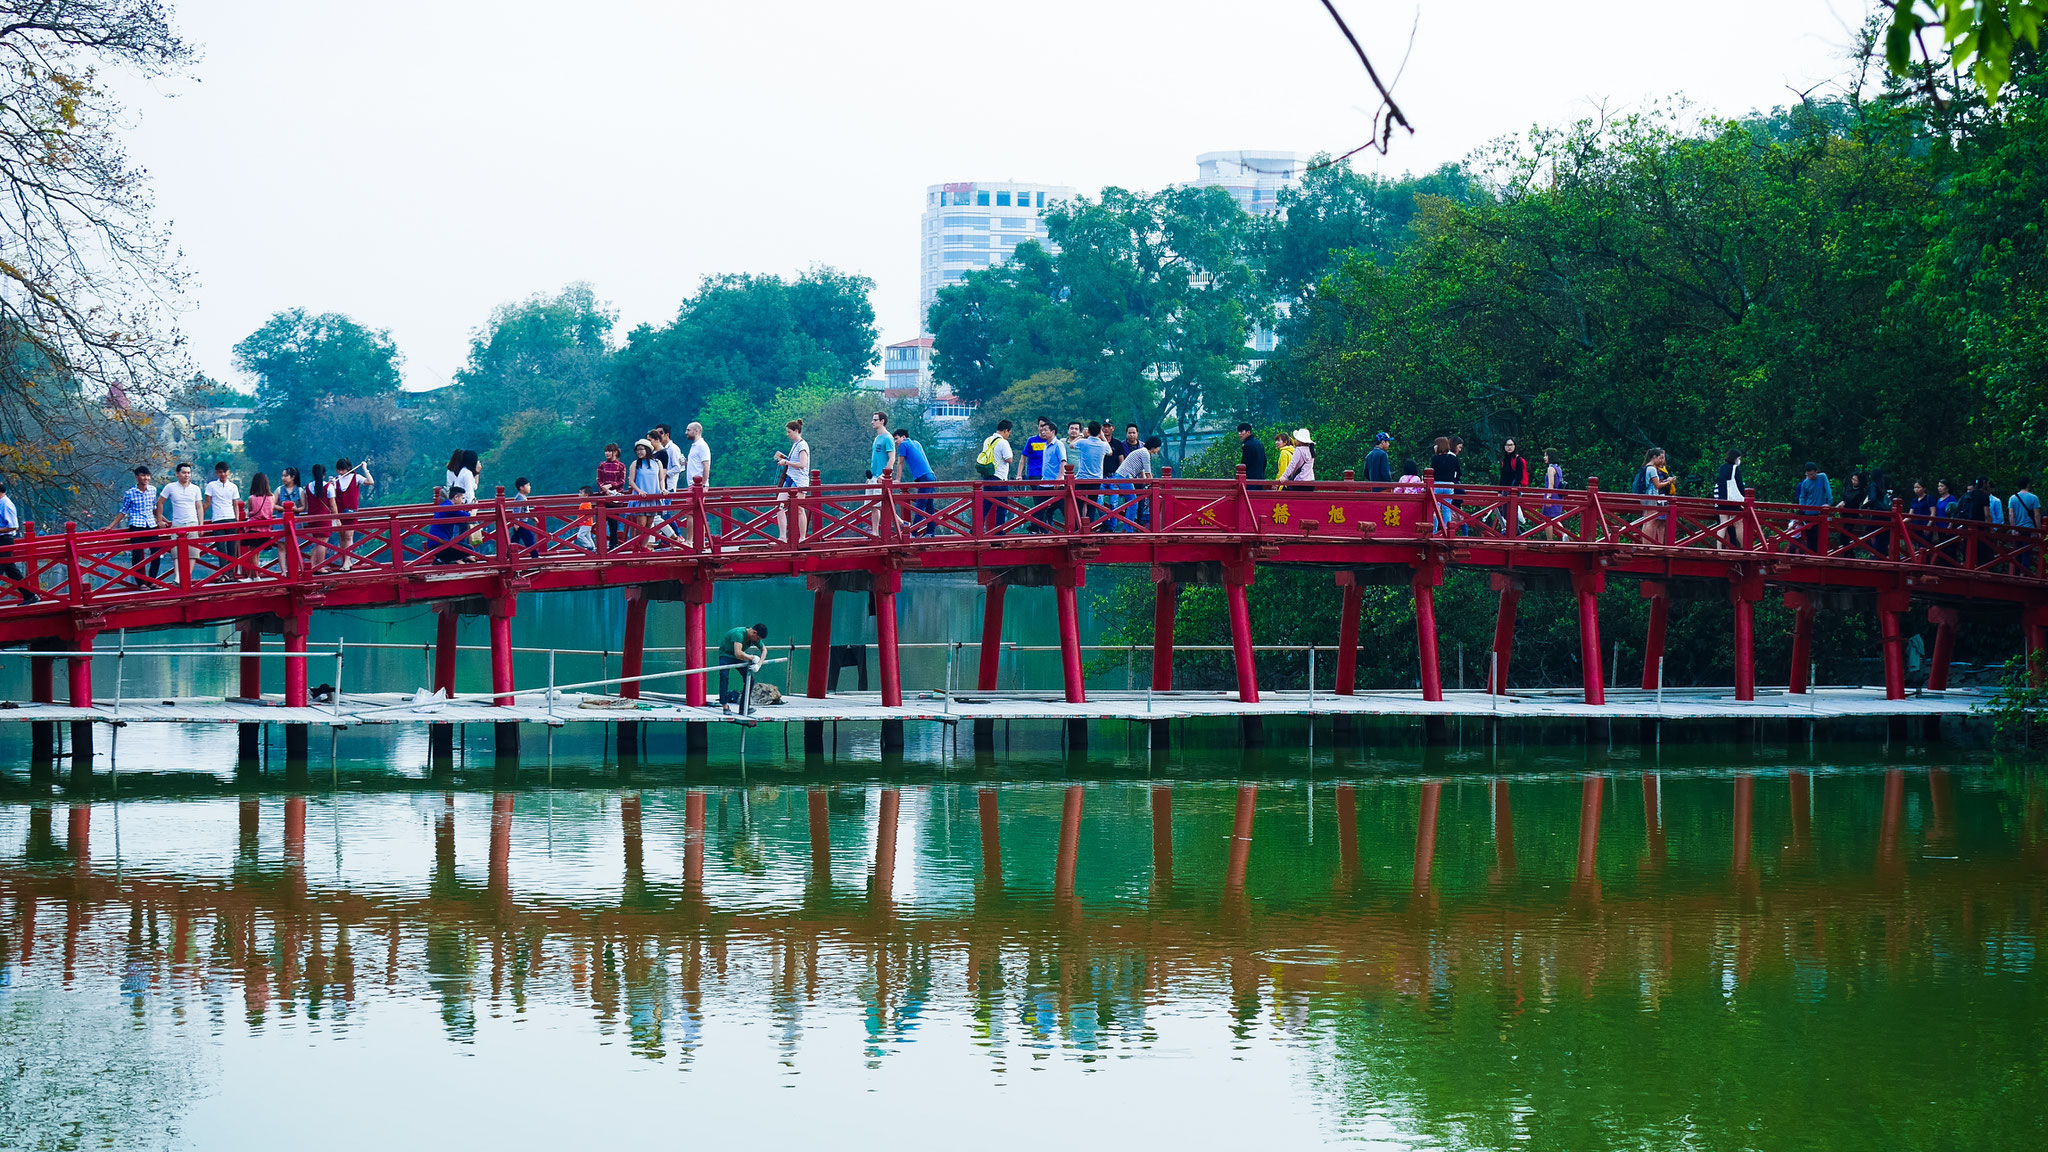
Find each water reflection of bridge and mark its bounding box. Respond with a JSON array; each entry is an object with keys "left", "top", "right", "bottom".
[{"left": 6, "top": 770, "right": 2041, "bottom": 1055}]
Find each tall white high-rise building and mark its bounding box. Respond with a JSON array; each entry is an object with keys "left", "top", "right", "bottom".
[
  {"left": 918, "top": 180, "right": 1075, "bottom": 332},
  {"left": 1192, "top": 150, "right": 1310, "bottom": 215}
]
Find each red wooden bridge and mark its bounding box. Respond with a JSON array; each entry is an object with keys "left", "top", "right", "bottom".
[{"left": 0, "top": 468, "right": 2037, "bottom": 752}]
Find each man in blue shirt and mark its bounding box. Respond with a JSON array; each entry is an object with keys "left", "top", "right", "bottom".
[
  {"left": 1068, "top": 421, "right": 1110, "bottom": 526},
  {"left": 104, "top": 464, "right": 162, "bottom": 586},
  {"left": 869, "top": 411, "right": 896, "bottom": 483},
  {"left": 1364, "top": 432, "right": 1393, "bottom": 483},
  {"left": 1795, "top": 462, "right": 1831, "bottom": 554},
  {"left": 2009, "top": 478, "right": 2040, "bottom": 528},
  {"left": 892, "top": 428, "right": 938, "bottom": 536},
  {"left": 0, "top": 481, "right": 34, "bottom": 603}
]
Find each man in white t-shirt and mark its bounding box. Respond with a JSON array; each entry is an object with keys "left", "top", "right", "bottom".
[
  {"left": 684, "top": 422, "right": 711, "bottom": 487},
  {"left": 202, "top": 460, "right": 243, "bottom": 578},
  {"left": 158, "top": 462, "right": 205, "bottom": 583},
  {"left": 655, "top": 424, "right": 686, "bottom": 492}
]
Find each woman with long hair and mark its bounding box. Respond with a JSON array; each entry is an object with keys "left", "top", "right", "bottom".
[
  {"left": 773, "top": 418, "right": 811, "bottom": 542},
  {"left": 244, "top": 473, "right": 276, "bottom": 569},
  {"left": 629, "top": 438, "right": 666, "bottom": 543},
  {"left": 1541, "top": 449, "right": 1565, "bottom": 538},
  {"left": 303, "top": 463, "right": 333, "bottom": 569},
  {"left": 1497, "top": 437, "right": 1531, "bottom": 533}
]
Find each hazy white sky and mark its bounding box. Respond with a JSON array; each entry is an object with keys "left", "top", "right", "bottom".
[{"left": 118, "top": 0, "right": 1870, "bottom": 391}]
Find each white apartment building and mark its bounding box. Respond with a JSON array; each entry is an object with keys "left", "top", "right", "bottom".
[
  {"left": 919, "top": 180, "right": 1075, "bottom": 331},
  {"left": 1192, "top": 149, "right": 1310, "bottom": 217}
]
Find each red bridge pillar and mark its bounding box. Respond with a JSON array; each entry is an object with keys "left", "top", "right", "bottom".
[
  {"left": 1926, "top": 604, "right": 1959, "bottom": 691},
  {"left": 238, "top": 622, "right": 263, "bottom": 700},
  {"left": 67, "top": 630, "right": 97, "bottom": 709},
  {"left": 1489, "top": 574, "right": 1522, "bottom": 695},
  {"left": 875, "top": 568, "right": 904, "bottom": 708},
  {"left": 1731, "top": 571, "right": 1763, "bottom": 702},
  {"left": 620, "top": 588, "right": 648, "bottom": 700},
  {"left": 976, "top": 575, "right": 1006, "bottom": 692},
  {"left": 1054, "top": 564, "right": 1086, "bottom": 705},
  {"left": 682, "top": 578, "right": 711, "bottom": 708},
  {"left": 1151, "top": 570, "right": 1178, "bottom": 692},
  {"left": 489, "top": 596, "right": 518, "bottom": 707},
  {"left": 1639, "top": 582, "right": 1668, "bottom": 691},
  {"left": 1335, "top": 572, "right": 1365, "bottom": 695},
  {"left": 1225, "top": 559, "right": 1258, "bottom": 704},
  {"left": 433, "top": 605, "right": 459, "bottom": 697},
  {"left": 805, "top": 579, "right": 833, "bottom": 698},
  {"left": 1572, "top": 568, "right": 1606, "bottom": 705},
  {"left": 1877, "top": 588, "right": 1910, "bottom": 701},
  {"left": 1413, "top": 561, "right": 1444, "bottom": 702},
  {"left": 282, "top": 614, "right": 309, "bottom": 709},
  {"left": 1784, "top": 591, "right": 1814, "bottom": 693}
]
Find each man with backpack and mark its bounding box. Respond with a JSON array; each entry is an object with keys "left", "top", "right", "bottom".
[{"left": 976, "top": 421, "right": 1014, "bottom": 528}]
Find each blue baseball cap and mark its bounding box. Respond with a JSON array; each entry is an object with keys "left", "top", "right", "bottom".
[{"left": 1374, "top": 431, "right": 1392, "bottom": 443}]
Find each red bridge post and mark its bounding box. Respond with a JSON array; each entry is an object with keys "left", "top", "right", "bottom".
[
  {"left": 29, "top": 639, "right": 55, "bottom": 767},
  {"left": 1225, "top": 560, "right": 1258, "bottom": 704},
  {"left": 1785, "top": 591, "right": 1814, "bottom": 693},
  {"left": 489, "top": 597, "right": 517, "bottom": 708},
  {"left": 1054, "top": 563, "right": 1086, "bottom": 705},
  {"left": 1877, "top": 588, "right": 1910, "bottom": 700},
  {"left": 237, "top": 622, "right": 263, "bottom": 763},
  {"left": 1413, "top": 562, "right": 1444, "bottom": 702},
  {"left": 1151, "top": 569, "right": 1178, "bottom": 692},
  {"left": 976, "top": 575, "right": 1006, "bottom": 692},
  {"left": 283, "top": 615, "right": 308, "bottom": 709},
  {"left": 1489, "top": 574, "right": 1522, "bottom": 695},
  {"left": 621, "top": 589, "right": 648, "bottom": 700},
  {"left": 1335, "top": 572, "right": 1364, "bottom": 695},
  {"left": 875, "top": 568, "right": 904, "bottom": 708},
  {"left": 1572, "top": 568, "right": 1606, "bottom": 705},
  {"left": 806, "top": 580, "right": 833, "bottom": 698},
  {"left": 682, "top": 579, "right": 710, "bottom": 708},
  {"left": 1926, "top": 604, "right": 1959, "bottom": 691},
  {"left": 430, "top": 606, "right": 458, "bottom": 762},
  {"left": 1731, "top": 571, "right": 1763, "bottom": 702},
  {"left": 1639, "top": 582, "right": 1667, "bottom": 691}
]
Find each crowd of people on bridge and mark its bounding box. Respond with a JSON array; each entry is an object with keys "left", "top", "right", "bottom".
[{"left": 7, "top": 408, "right": 2047, "bottom": 601}]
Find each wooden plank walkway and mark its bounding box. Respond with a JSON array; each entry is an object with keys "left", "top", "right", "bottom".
[{"left": 0, "top": 686, "right": 1988, "bottom": 728}]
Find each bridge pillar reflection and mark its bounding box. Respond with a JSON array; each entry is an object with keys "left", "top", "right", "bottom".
[
  {"left": 975, "top": 576, "right": 1005, "bottom": 691},
  {"left": 1224, "top": 785, "right": 1256, "bottom": 899},
  {"left": 1642, "top": 773, "right": 1667, "bottom": 873},
  {"left": 1877, "top": 768, "right": 1906, "bottom": 873},
  {"left": 1491, "top": 779, "right": 1515, "bottom": 882},
  {"left": 684, "top": 790, "right": 706, "bottom": 897},
  {"left": 809, "top": 788, "right": 832, "bottom": 888},
  {"left": 1055, "top": 785, "right": 1083, "bottom": 899},
  {"left": 977, "top": 788, "right": 1002, "bottom": 893},
  {"left": 1151, "top": 785, "right": 1173, "bottom": 891},
  {"left": 1926, "top": 605, "right": 1959, "bottom": 691},
  {"left": 1639, "top": 583, "right": 1668, "bottom": 691},
  {"left": 1413, "top": 780, "right": 1441, "bottom": 893},
  {"left": 1335, "top": 784, "right": 1359, "bottom": 889},
  {"left": 872, "top": 788, "right": 900, "bottom": 901},
  {"left": 1571, "top": 568, "right": 1606, "bottom": 705},
  {"left": 1335, "top": 574, "right": 1365, "bottom": 695},
  {"left": 1489, "top": 575, "right": 1522, "bottom": 694},
  {"left": 1733, "top": 774, "right": 1754, "bottom": 875},
  {"left": 1152, "top": 572, "right": 1178, "bottom": 692},
  {"left": 1784, "top": 592, "right": 1814, "bottom": 693},
  {"left": 1576, "top": 775, "right": 1604, "bottom": 883}
]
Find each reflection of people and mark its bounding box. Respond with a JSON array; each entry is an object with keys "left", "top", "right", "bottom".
[{"left": 719, "top": 622, "right": 768, "bottom": 711}]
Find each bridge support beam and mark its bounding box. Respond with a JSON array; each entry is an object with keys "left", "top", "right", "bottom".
[
  {"left": 283, "top": 616, "right": 308, "bottom": 708},
  {"left": 1572, "top": 568, "right": 1606, "bottom": 705},
  {"left": 621, "top": 590, "right": 648, "bottom": 699},
  {"left": 976, "top": 578, "right": 1006, "bottom": 692},
  {"left": 237, "top": 623, "right": 262, "bottom": 762},
  {"left": 682, "top": 580, "right": 710, "bottom": 708},
  {"left": 1877, "top": 588, "right": 1910, "bottom": 701},
  {"left": 806, "top": 584, "right": 833, "bottom": 698},
  {"left": 1414, "top": 560, "right": 1445, "bottom": 702},
  {"left": 1488, "top": 574, "right": 1521, "bottom": 695},
  {"left": 1151, "top": 572, "right": 1177, "bottom": 692},
  {"left": 1926, "top": 605, "right": 1959, "bottom": 691},
  {"left": 1785, "top": 591, "right": 1813, "bottom": 693},
  {"left": 1336, "top": 573, "right": 1365, "bottom": 695},
  {"left": 29, "top": 639, "right": 56, "bottom": 769},
  {"left": 1225, "top": 562, "right": 1258, "bottom": 704},
  {"left": 1731, "top": 571, "right": 1763, "bottom": 702},
  {"left": 875, "top": 569, "right": 904, "bottom": 708},
  {"left": 1055, "top": 565, "right": 1086, "bottom": 705},
  {"left": 1639, "top": 582, "right": 1667, "bottom": 691},
  {"left": 490, "top": 595, "right": 519, "bottom": 755},
  {"left": 433, "top": 606, "right": 459, "bottom": 696}
]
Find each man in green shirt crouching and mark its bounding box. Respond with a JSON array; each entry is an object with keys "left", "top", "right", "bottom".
[{"left": 719, "top": 622, "right": 769, "bottom": 710}]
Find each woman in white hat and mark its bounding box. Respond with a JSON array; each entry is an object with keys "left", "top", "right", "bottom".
[
  {"left": 1278, "top": 427, "right": 1316, "bottom": 489},
  {"left": 629, "top": 438, "right": 667, "bottom": 540}
]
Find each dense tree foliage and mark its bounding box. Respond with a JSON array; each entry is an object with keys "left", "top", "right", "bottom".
[{"left": 235, "top": 309, "right": 409, "bottom": 483}]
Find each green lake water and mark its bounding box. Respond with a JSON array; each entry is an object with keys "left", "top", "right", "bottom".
[{"left": 0, "top": 588, "right": 2042, "bottom": 1150}]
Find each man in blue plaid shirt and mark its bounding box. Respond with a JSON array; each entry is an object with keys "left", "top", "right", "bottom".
[{"left": 104, "top": 464, "right": 162, "bottom": 587}]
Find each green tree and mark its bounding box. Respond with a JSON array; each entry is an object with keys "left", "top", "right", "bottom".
[
  {"left": 443, "top": 282, "right": 614, "bottom": 439},
  {"left": 608, "top": 268, "right": 877, "bottom": 438},
  {"left": 235, "top": 309, "right": 406, "bottom": 479},
  {"left": 1886, "top": 0, "right": 2047, "bottom": 101}
]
